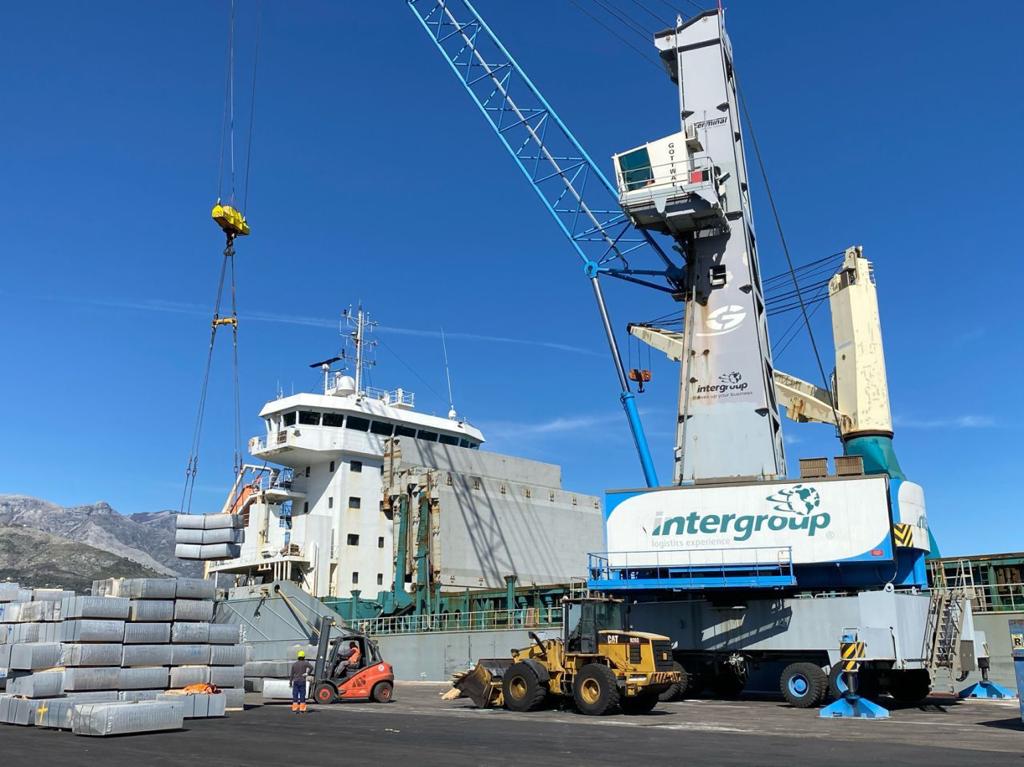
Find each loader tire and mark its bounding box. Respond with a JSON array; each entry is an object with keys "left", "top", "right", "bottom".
[
  {"left": 573, "top": 664, "right": 620, "bottom": 716},
  {"left": 658, "top": 662, "right": 691, "bottom": 702},
  {"left": 502, "top": 662, "right": 548, "bottom": 712},
  {"left": 621, "top": 691, "right": 659, "bottom": 715},
  {"left": 779, "top": 662, "right": 828, "bottom": 708}
]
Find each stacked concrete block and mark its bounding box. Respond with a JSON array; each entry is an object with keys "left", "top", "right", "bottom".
[
  {"left": 60, "top": 620, "right": 126, "bottom": 643},
  {"left": 61, "top": 596, "right": 130, "bottom": 620},
  {"left": 174, "top": 599, "right": 215, "bottom": 622},
  {"left": 71, "top": 700, "right": 183, "bottom": 736},
  {"left": 172, "top": 621, "right": 210, "bottom": 643},
  {"left": 0, "top": 694, "right": 41, "bottom": 725},
  {"left": 175, "top": 513, "right": 244, "bottom": 560},
  {"left": 209, "top": 623, "right": 242, "bottom": 644}
]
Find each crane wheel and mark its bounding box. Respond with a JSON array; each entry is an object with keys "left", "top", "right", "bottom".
[
  {"left": 501, "top": 662, "right": 548, "bottom": 712},
  {"left": 886, "top": 670, "right": 931, "bottom": 704},
  {"left": 572, "top": 664, "right": 620, "bottom": 716},
  {"left": 371, "top": 681, "right": 394, "bottom": 703},
  {"left": 314, "top": 683, "right": 337, "bottom": 704},
  {"left": 779, "top": 662, "right": 828, "bottom": 708},
  {"left": 620, "top": 691, "right": 659, "bottom": 715}
]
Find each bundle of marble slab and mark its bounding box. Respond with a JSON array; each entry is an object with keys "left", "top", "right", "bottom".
[
  {"left": 174, "top": 513, "right": 245, "bottom": 561},
  {"left": 0, "top": 577, "right": 248, "bottom": 732}
]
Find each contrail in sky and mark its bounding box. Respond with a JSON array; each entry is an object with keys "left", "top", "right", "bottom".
[{"left": 15, "top": 293, "right": 603, "bottom": 357}]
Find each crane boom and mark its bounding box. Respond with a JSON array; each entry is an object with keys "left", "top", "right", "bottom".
[{"left": 406, "top": 0, "right": 677, "bottom": 486}]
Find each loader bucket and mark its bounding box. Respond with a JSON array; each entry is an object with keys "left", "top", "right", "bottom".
[{"left": 454, "top": 659, "right": 512, "bottom": 709}]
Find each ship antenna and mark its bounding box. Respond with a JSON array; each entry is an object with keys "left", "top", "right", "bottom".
[{"left": 441, "top": 327, "right": 457, "bottom": 420}]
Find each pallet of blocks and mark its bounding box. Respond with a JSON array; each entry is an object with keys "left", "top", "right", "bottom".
[
  {"left": 174, "top": 512, "right": 244, "bottom": 561},
  {"left": 0, "top": 577, "right": 248, "bottom": 735}
]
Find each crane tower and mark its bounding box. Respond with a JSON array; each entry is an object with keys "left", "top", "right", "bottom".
[{"left": 614, "top": 11, "right": 785, "bottom": 483}]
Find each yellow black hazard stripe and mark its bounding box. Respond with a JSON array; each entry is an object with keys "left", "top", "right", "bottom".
[
  {"left": 840, "top": 641, "right": 865, "bottom": 672},
  {"left": 893, "top": 523, "right": 914, "bottom": 548}
]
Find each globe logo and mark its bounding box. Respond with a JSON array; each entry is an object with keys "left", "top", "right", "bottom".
[{"left": 767, "top": 485, "right": 821, "bottom": 516}]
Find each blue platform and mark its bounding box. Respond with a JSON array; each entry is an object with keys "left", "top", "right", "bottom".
[{"left": 588, "top": 549, "right": 796, "bottom": 591}]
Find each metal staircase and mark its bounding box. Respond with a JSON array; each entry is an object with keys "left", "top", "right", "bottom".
[{"left": 924, "top": 560, "right": 975, "bottom": 689}]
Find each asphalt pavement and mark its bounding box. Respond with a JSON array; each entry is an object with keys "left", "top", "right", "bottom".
[{"left": 0, "top": 683, "right": 1021, "bottom": 766}]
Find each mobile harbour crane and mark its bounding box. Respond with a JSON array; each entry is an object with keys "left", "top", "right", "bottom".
[{"left": 405, "top": 2, "right": 980, "bottom": 707}]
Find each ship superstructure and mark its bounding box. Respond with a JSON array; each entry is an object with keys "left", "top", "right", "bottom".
[{"left": 208, "top": 307, "right": 602, "bottom": 602}]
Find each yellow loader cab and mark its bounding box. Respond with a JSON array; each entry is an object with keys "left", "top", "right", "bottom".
[{"left": 455, "top": 597, "right": 679, "bottom": 716}]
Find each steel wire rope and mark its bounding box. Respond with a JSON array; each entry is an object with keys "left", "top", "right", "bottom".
[
  {"left": 566, "top": 0, "right": 664, "bottom": 71},
  {"left": 593, "top": 0, "right": 655, "bottom": 40},
  {"left": 625, "top": 0, "right": 673, "bottom": 28},
  {"left": 242, "top": 0, "right": 261, "bottom": 211},
  {"left": 737, "top": 82, "right": 841, "bottom": 434}
]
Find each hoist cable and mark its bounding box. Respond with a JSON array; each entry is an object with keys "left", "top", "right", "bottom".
[
  {"left": 737, "top": 83, "right": 842, "bottom": 434},
  {"left": 242, "top": 0, "right": 261, "bottom": 212}
]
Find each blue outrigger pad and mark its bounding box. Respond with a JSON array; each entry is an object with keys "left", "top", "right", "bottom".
[{"left": 820, "top": 693, "right": 890, "bottom": 719}]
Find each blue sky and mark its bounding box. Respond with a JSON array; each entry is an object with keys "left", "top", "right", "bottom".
[{"left": 0, "top": 1, "right": 1020, "bottom": 556}]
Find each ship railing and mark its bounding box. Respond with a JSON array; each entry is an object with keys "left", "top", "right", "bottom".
[
  {"left": 363, "top": 606, "right": 563, "bottom": 636},
  {"left": 364, "top": 386, "right": 415, "bottom": 408},
  {"left": 957, "top": 581, "right": 1024, "bottom": 614},
  {"left": 615, "top": 154, "right": 719, "bottom": 196}
]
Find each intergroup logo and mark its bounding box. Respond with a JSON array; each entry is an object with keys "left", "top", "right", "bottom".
[
  {"left": 650, "top": 484, "right": 831, "bottom": 542},
  {"left": 699, "top": 304, "right": 746, "bottom": 336}
]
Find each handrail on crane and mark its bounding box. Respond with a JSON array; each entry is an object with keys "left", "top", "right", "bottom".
[{"left": 406, "top": 0, "right": 679, "bottom": 487}]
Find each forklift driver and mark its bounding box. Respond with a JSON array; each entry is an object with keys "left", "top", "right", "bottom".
[{"left": 335, "top": 641, "right": 362, "bottom": 676}]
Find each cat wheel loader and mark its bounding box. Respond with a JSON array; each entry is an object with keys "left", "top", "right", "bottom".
[{"left": 453, "top": 597, "right": 679, "bottom": 716}]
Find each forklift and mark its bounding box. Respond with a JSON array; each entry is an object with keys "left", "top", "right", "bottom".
[
  {"left": 454, "top": 596, "right": 679, "bottom": 715},
  {"left": 310, "top": 615, "right": 395, "bottom": 704}
]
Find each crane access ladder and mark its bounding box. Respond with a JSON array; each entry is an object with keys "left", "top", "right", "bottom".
[{"left": 923, "top": 560, "right": 976, "bottom": 691}]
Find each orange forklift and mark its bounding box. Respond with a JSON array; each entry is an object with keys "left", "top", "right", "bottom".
[{"left": 310, "top": 615, "right": 395, "bottom": 704}]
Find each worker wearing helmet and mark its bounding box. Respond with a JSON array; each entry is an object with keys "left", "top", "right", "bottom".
[{"left": 290, "top": 649, "right": 313, "bottom": 713}]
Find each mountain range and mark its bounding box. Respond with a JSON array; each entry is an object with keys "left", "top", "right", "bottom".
[{"left": 0, "top": 494, "right": 202, "bottom": 590}]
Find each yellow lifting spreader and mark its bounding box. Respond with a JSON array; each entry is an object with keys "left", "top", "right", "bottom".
[{"left": 211, "top": 202, "right": 250, "bottom": 237}]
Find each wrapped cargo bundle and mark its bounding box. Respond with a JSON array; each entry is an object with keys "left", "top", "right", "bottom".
[
  {"left": 210, "top": 644, "right": 247, "bottom": 666},
  {"left": 63, "top": 666, "right": 121, "bottom": 691},
  {"left": 32, "top": 588, "right": 73, "bottom": 602},
  {"left": 7, "top": 670, "right": 64, "bottom": 698},
  {"left": 0, "top": 695, "right": 40, "bottom": 725},
  {"left": 175, "top": 528, "right": 245, "bottom": 545},
  {"left": 123, "top": 623, "right": 171, "bottom": 644},
  {"left": 170, "top": 644, "right": 211, "bottom": 665},
  {"left": 209, "top": 666, "right": 244, "bottom": 689},
  {"left": 34, "top": 697, "right": 82, "bottom": 729},
  {"left": 174, "top": 600, "right": 214, "bottom": 622},
  {"left": 168, "top": 666, "right": 210, "bottom": 687},
  {"left": 175, "top": 542, "right": 242, "bottom": 561},
  {"left": 10, "top": 642, "right": 62, "bottom": 670},
  {"left": 4, "top": 623, "right": 42, "bottom": 644},
  {"left": 71, "top": 700, "right": 184, "bottom": 736},
  {"left": 61, "top": 596, "right": 130, "bottom": 620},
  {"left": 121, "top": 644, "right": 174, "bottom": 667},
  {"left": 244, "top": 660, "right": 292, "bottom": 678},
  {"left": 172, "top": 622, "right": 210, "bottom": 643},
  {"left": 174, "top": 578, "right": 216, "bottom": 600},
  {"left": 92, "top": 577, "right": 178, "bottom": 600},
  {"left": 2, "top": 600, "right": 62, "bottom": 623},
  {"left": 157, "top": 691, "right": 227, "bottom": 719},
  {"left": 0, "top": 583, "right": 32, "bottom": 603},
  {"left": 59, "top": 643, "right": 124, "bottom": 668},
  {"left": 222, "top": 687, "right": 245, "bottom": 708},
  {"left": 118, "top": 667, "right": 169, "bottom": 690},
  {"left": 209, "top": 623, "right": 242, "bottom": 645},
  {"left": 128, "top": 600, "right": 175, "bottom": 622},
  {"left": 61, "top": 620, "right": 126, "bottom": 643},
  {"left": 118, "top": 690, "right": 164, "bottom": 702}
]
